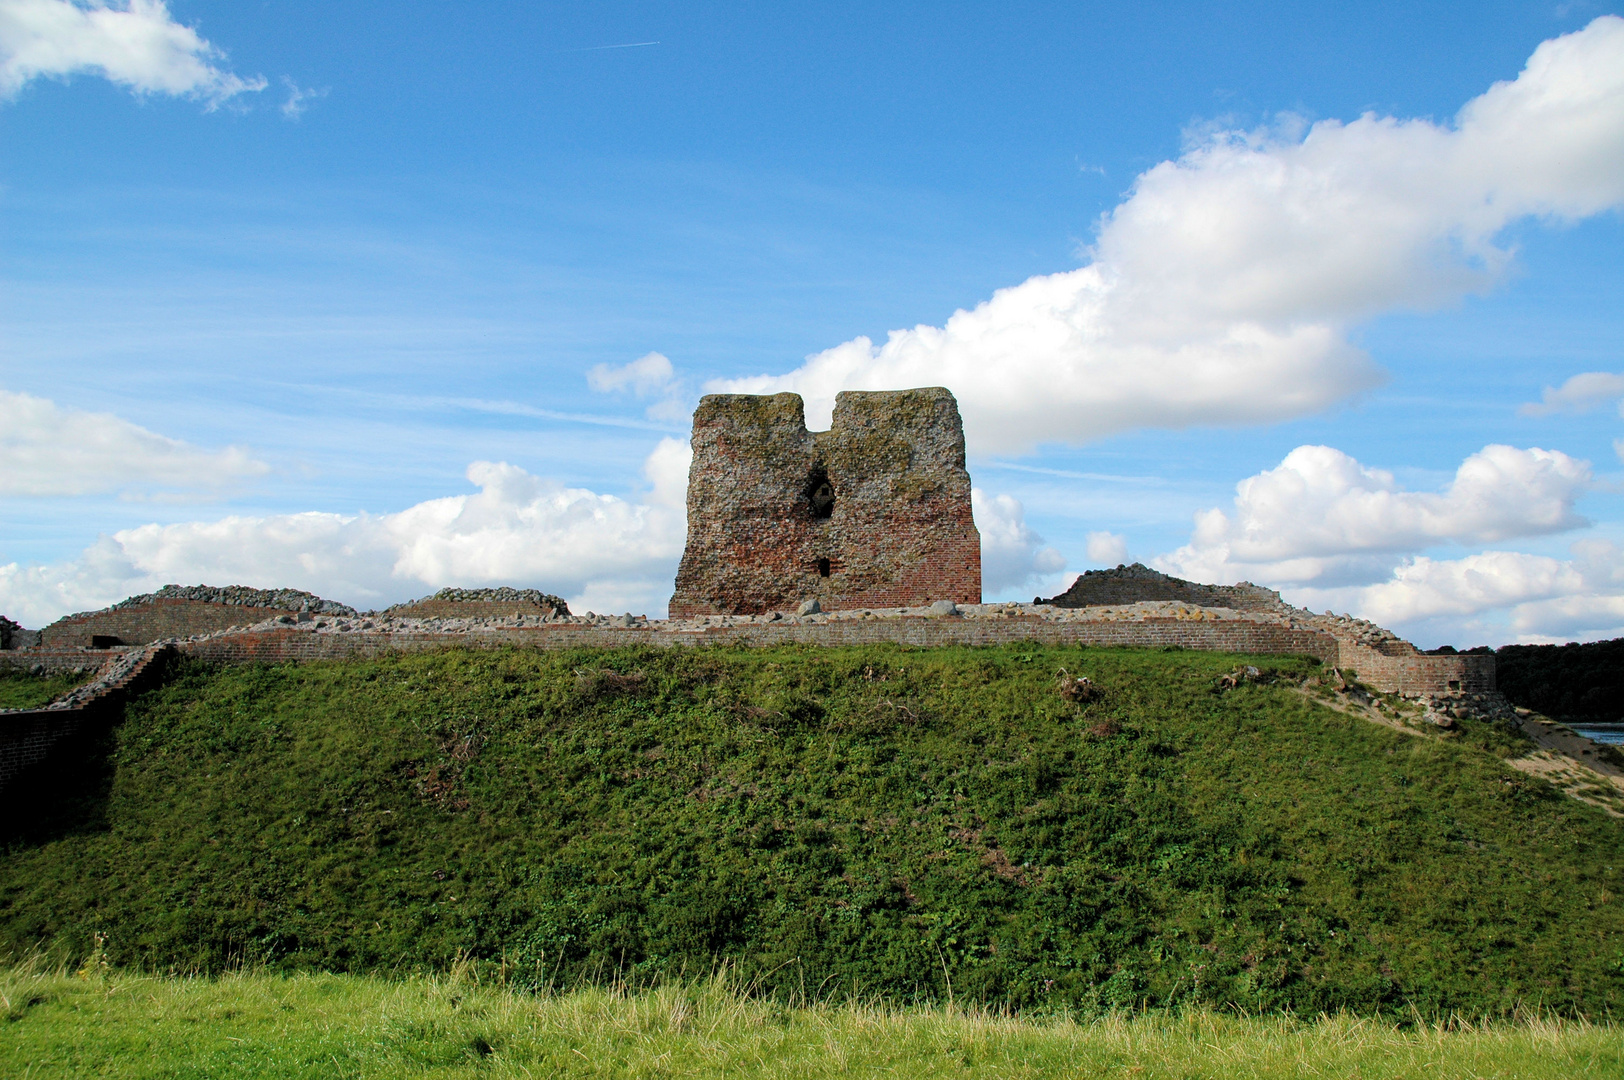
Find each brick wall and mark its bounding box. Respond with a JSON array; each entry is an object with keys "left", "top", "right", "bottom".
[
  {"left": 176, "top": 615, "right": 1498, "bottom": 697},
  {"left": 0, "top": 707, "right": 98, "bottom": 794},
  {"left": 179, "top": 616, "right": 1340, "bottom": 666},
  {"left": 41, "top": 599, "right": 298, "bottom": 648},
  {"left": 670, "top": 388, "right": 981, "bottom": 616},
  {"left": 1338, "top": 639, "right": 1495, "bottom": 696},
  {"left": 0, "top": 644, "right": 172, "bottom": 793},
  {"left": 0, "top": 648, "right": 123, "bottom": 675}
]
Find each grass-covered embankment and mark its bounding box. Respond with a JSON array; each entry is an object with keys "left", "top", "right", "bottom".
[
  {"left": 4, "top": 963, "right": 1619, "bottom": 1079},
  {"left": 0, "top": 667, "right": 89, "bottom": 710},
  {"left": 2, "top": 643, "right": 1621, "bottom": 1016}
]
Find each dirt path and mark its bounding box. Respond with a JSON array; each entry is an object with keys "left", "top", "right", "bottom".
[
  {"left": 1505, "top": 713, "right": 1624, "bottom": 817},
  {"left": 1293, "top": 682, "right": 1624, "bottom": 817}
]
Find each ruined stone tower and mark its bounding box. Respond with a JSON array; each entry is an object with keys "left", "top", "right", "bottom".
[{"left": 669, "top": 387, "right": 981, "bottom": 616}]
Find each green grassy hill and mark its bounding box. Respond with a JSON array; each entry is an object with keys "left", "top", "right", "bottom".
[
  {"left": 3, "top": 643, "right": 1621, "bottom": 1017},
  {"left": 0, "top": 666, "right": 89, "bottom": 710}
]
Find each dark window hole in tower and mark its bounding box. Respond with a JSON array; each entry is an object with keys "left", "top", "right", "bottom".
[
  {"left": 804, "top": 465, "right": 835, "bottom": 519},
  {"left": 817, "top": 558, "right": 831, "bottom": 578},
  {"left": 1448, "top": 679, "right": 1460, "bottom": 691}
]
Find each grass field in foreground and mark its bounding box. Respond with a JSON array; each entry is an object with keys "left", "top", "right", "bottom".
[{"left": 3, "top": 963, "right": 1619, "bottom": 1079}]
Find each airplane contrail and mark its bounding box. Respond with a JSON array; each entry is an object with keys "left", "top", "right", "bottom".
[{"left": 560, "top": 41, "right": 661, "bottom": 53}]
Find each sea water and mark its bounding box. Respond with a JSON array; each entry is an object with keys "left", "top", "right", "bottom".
[{"left": 1569, "top": 723, "right": 1624, "bottom": 746}]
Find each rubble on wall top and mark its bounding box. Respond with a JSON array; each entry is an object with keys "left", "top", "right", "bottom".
[
  {"left": 384, "top": 587, "right": 571, "bottom": 615},
  {"left": 1040, "top": 563, "right": 1285, "bottom": 612},
  {"left": 217, "top": 597, "right": 1306, "bottom": 639},
  {"left": 0, "top": 614, "right": 37, "bottom": 650},
  {"left": 102, "top": 585, "right": 358, "bottom": 617}
]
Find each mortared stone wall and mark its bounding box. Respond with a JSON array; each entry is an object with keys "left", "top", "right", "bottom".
[{"left": 670, "top": 387, "right": 981, "bottom": 616}]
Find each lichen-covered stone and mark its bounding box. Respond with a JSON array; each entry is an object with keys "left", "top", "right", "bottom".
[{"left": 670, "top": 387, "right": 981, "bottom": 616}]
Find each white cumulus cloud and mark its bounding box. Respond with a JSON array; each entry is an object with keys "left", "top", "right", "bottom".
[
  {"left": 972, "top": 488, "right": 1066, "bottom": 594},
  {"left": 1291, "top": 540, "right": 1624, "bottom": 646},
  {"left": 0, "top": 389, "right": 270, "bottom": 496},
  {"left": 1085, "top": 531, "right": 1128, "bottom": 565},
  {"left": 0, "top": 439, "right": 693, "bottom": 626},
  {"left": 0, "top": 0, "right": 265, "bottom": 105},
  {"left": 1158, "top": 444, "right": 1591, "bottom": 588},
  {"left": 588, "top": 352, "right": 692, "bottom": 424},
  {"left": 711, "top": 17, "right": 1624, "bottom": 455}
]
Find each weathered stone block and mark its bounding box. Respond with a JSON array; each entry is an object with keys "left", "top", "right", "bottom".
[{"left": 670, "top": 387, "right": 981, "bottom": 616}]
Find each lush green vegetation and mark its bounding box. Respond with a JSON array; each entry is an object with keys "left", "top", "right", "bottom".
[
  {"left": 1497, "top": 638, "right": 1624, "bottom": 723},
  {"left": 2, "top": 643, "right": 1622, "bottom": 1018},
  {"left": 4, "top": 962, "right": 1619, "bottom": 1079},
  {"left": 0, "top": 666, "right": 89, "bottom": 710}
]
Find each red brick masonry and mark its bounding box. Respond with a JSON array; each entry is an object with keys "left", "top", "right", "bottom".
[
  {"left": 0, "top": 643, "right": 173, "bottom": 794},
  {"left": 670, "top": 388, "right": 981, "bottom": 616},
  {"left": 41, "top": 598, "right": 301, "bottom": 648}
]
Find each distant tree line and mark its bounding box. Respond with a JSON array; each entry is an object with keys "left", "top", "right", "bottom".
[{"left": 1482, "top": 638, "right": 1623, "bottom": 723}]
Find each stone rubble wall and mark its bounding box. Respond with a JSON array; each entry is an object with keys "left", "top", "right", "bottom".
[
  {"left": 38, "top": 584, "right": 361, "bottom": 649},
  {"left": 382, "top": 588, "right": 571, "bottom": 621},
  {"left": 1044, "top": 564, "right": 1283, "bottom": 612},
  {"left": 670, "top": 388, "right": 981, "bottom": 616},
  {"left": 1, "top": 598, "right": 1491, "bottom": 698},
  {"left": 1041, "top": 564, "right": 1495, "bottom": 697},
  {"left": 0, "top": 615, "right": 41, "bottom": 651},
  {"left": 108, "top": 584, "right": 356, "bottom": 615}
]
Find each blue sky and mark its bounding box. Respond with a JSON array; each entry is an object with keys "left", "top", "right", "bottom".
[{"left": 2, "top": 1, "right": 1623, "bottom": 645}]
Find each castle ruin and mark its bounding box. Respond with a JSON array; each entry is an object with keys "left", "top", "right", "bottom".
[{"left": 669, "top": 387, "right": 981, "bottom": 616}]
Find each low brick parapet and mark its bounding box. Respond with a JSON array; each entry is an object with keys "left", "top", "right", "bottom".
[
  {"left": 178, "top": 613, "right": 1341, "bottom": 667},
  {"left": 0, "top": 647, "right": 128, "bottom": 675},
  {"left": 41, "top": 599, "right": 299, "bottom": 649},
  {"left": 0, "top": 643, "right": 174, "bottom": 793}
]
